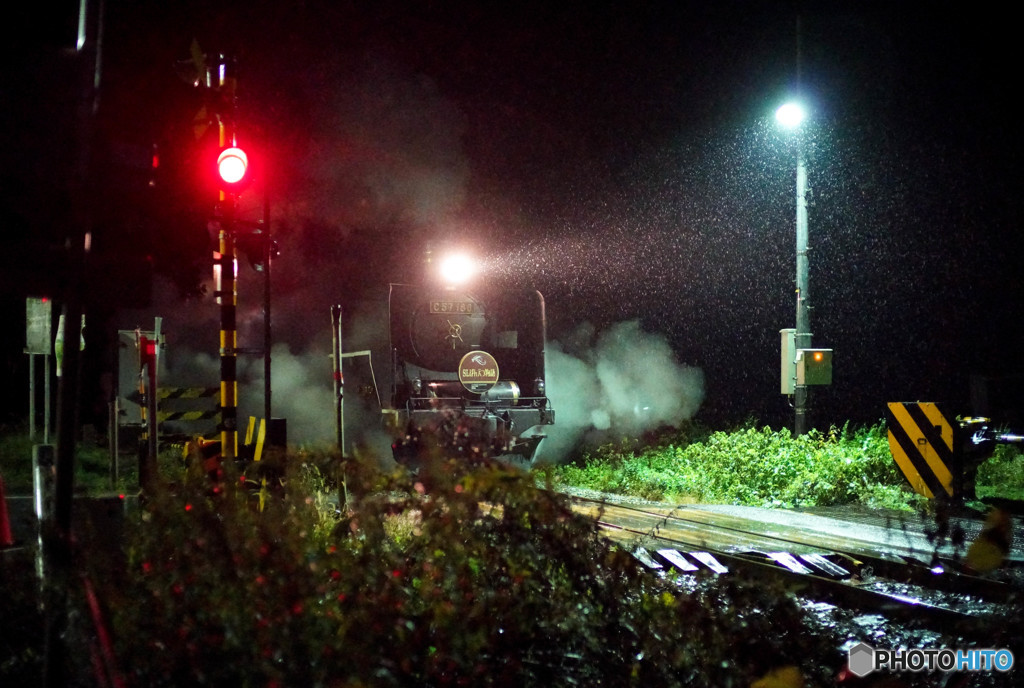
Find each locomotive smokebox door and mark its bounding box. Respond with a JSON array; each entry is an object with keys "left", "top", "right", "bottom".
[{"left": 408, "top": 296, "right": 487, "bottom": 371}]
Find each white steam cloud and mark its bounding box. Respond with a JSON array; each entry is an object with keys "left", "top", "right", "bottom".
[{"left": 535, "top": 320, "right": 705, "bottom": 463}]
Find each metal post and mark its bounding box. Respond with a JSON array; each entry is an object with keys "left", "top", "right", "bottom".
[
  {"left": 108, "top": 397, "right": 118, "bottom": 487},
  {"left": 147, "top": 318, "right": 161, "bottom": 469},
  {"left": 793, "top": 144, "right": 811, "bottom": 436},
  {"left": 44, "top": 353, "right": 51, "bottom": 444},
  {"left": 331, "top": 305, "right": 344, "bottom": 454},
  {"left": 29, "top": 354, "right": 36, "bottom": 441}
]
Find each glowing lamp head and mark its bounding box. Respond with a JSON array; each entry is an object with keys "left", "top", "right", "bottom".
[
  {"left": 438, "top": 253, "right": 476, "bottom": 285},
  {"left": 217, "top": 146, "right": 249, "bottom": 185},
  {"left": 775, "top": 102, "right": 806, "bottom": 130}
]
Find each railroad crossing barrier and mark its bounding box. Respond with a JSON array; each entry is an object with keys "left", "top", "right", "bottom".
[{"left": 156, "top": 386, "right": 220, "bottom": 445}]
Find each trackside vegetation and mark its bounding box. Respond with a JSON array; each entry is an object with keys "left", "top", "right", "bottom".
[{"left": 551, "top": 421, "right": 1024, "bottom": 510}]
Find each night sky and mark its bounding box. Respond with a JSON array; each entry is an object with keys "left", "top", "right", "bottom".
[{"left": 2, "top": 1, "right": 1022, "bottom": 443}]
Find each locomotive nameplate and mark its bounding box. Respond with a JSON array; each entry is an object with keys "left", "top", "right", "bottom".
[
  {"left": 458, "top": 350, "right": 499, "bottom": 393},
  {"left": 430, "top": 300, "right": 476, "bottom": 314}
]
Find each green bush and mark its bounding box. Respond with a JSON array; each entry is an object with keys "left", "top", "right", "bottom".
[
  {"left": 977, "top": 443, "right": 1024, "bottom": 501},
  {"left": 90, "top": 455, "right": 842, "bottom": 687},
  {"left": 556, "top": 422, "right": 920, "bottom": 510}
]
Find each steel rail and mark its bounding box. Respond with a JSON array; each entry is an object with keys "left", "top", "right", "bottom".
[
  {"left": 561, "top": 493, "right": 1016, "bottom": 637},
  {"left": 564, "top": 493, "right": 1018, "bottom": 604}
]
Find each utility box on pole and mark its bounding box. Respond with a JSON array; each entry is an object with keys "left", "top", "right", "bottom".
[
  {"left": 782, "top": 331, "right": 833, "bottom": 392},
  {"left": 797, "top": 348, "right": 833, "bottom": 386},
  {"left": 780, "top": 328, "right": 796, "bottom": 395}
]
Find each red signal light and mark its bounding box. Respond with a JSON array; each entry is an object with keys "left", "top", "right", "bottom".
[{"left": 217, "top": 146, "right": 248, "bottom": 186}]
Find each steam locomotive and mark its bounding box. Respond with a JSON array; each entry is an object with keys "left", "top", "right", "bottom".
[{"left": 387, "top": 282, "right": 555, "bottom": 468}]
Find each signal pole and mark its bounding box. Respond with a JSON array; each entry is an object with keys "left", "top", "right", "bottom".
[
  {"left": 776, "top": 101, "right": 811, "bottom": 436},
  {"left": 793, "top": 142, "right": 810, "bottom": 436},
  {"left": 217, "top": 204, "right": 238, "bottom": 462},
  {"left": 213, "top": 54, "right": 240, "bottom": 462}
]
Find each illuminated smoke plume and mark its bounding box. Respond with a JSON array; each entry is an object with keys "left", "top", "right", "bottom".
[{"left": 535, "top": 320, "right": 705, "bottom": 463}]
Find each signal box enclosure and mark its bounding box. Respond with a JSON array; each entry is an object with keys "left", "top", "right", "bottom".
[{"left": 797, "top": 348, "right": 833, "bottom": 386}]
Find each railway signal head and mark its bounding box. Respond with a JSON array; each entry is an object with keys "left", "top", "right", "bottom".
[{"left": 216, "top": 145, "right": 249, "bottom": 192}]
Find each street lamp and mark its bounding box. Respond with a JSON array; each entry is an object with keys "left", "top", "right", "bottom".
[{"left": 776, "top": 101, "right": 811, "bottom": 436}]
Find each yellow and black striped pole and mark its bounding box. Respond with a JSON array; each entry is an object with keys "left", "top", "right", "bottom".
[
  {"left": 216, "top": 55, "right": 239, "bottom": 462},
  {"left": 218, "top": 214, "right": 238, "bottom": 462}
]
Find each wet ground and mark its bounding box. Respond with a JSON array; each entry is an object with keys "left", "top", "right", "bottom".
[{"left": 560, "top": 488, "right": 1023, "bottom": 687}]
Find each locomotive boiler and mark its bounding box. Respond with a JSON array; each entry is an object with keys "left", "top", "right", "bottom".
[{"left": 387, "top": 282, "right": 555, "bottom": 467}]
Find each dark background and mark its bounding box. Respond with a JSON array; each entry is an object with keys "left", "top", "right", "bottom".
[{"left": 2, "top": 1, "right": 1022, "bottom": 441}]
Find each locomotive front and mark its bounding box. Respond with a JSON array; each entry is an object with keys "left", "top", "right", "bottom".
[{"left": 388, "top": 283, "right": 555, "bottom": 467}]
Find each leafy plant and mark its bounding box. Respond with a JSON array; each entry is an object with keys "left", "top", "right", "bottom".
[
  {"left": 977, "top": 443, "right": 1024, "bottom": 501},
  {"left": 555, "top": 422, "right": 921, "bottom": 510}
]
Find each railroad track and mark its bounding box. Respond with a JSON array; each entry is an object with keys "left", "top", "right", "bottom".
[{"left": 562, "top": 493, "right": 1022, "bottom": 638}]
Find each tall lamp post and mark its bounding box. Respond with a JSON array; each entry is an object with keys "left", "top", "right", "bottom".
[{"left": 776, "top": 102, "right": 811, "bottom": 436}]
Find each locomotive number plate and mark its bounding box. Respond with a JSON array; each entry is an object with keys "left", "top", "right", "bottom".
[{"left": 430, "top": 300, "right": 475, "bottom": 314}]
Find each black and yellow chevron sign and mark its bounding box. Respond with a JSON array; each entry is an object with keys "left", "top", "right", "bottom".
[
  {"left": 886, "top": 402, "right": 956, "bottom": 499},
  {"left": 158, "top": 409, "right": 220, "bottom": 423},
  {"left": 156, "top": 387, "right": 220, "bottom": 424},
  {"left": 158, "top": 387, "right": 219, "bottom": 400}
]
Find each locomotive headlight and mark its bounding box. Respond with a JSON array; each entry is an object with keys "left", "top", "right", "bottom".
[
  {"left": 438, "top": 253, "right": 477, "bottom": 286},
  {"left": 534, "top": 377, "right": 545, "bottom": 396}
]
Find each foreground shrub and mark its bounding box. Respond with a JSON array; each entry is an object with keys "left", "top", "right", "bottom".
[{"left": 91, "top": 454, "right": 842, "bottom": 687}]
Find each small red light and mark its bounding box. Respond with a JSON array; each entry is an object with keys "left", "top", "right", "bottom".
[{"left": 814, "top": 352, "right": 823, "bottom": 362}]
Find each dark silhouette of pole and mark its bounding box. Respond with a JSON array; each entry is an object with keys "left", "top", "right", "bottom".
[
  {"left": 264, "top": 189, "right": 272, "bottom": 423},
  {"left": 46, "top": 0, "right": 103, "bottom": 683}
]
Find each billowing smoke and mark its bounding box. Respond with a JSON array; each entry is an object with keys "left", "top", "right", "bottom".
[
  {"left": 535, "top": 320, "right": 705, "bottom": 463},
  {"left": 235, "top": 345, "right": 336, "bottom": 447}
]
